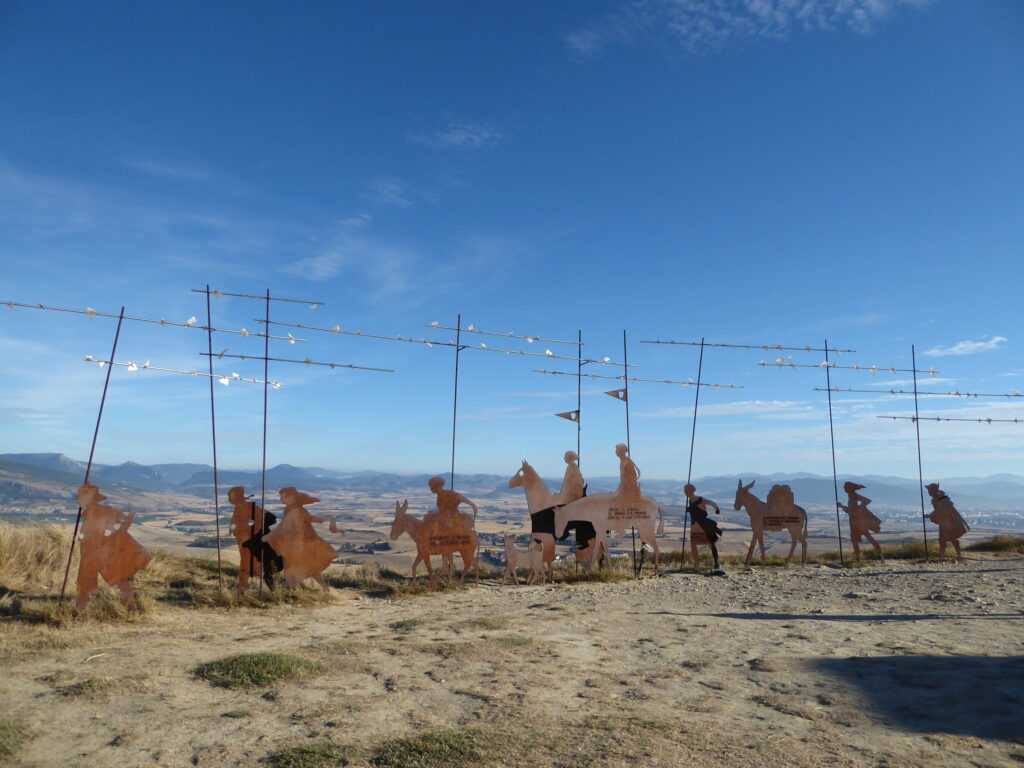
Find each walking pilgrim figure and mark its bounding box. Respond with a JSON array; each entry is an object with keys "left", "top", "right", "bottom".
[
  {"left": 75, "top": 482, "right": 152, "bottom": 610},
  {"left": 837, "top": 482, "right": 884, "bottom": 562},
  {"left": 684, "top": 483, "right": 725, "bottom": 575},
  {"left": 925, "top": 483, "right": 970, "bottom": 559},
  {"left": 263, "top": 487, "right": 339, "bottom": 588},
  {"left": 228, "top": 486, "right": 284, "bottom": 592}
]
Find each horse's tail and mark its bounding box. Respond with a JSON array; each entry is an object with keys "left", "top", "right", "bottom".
[
  {"left": 800, "top": 505, "right": 808, "bottom": 540},
  {"left": 657, "top": 505, "right": 664, "bottom": 535}
]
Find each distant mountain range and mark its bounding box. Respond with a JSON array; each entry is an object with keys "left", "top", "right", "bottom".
[{"left": 1, "top": 453, "right": 1022, "bottom": 515}]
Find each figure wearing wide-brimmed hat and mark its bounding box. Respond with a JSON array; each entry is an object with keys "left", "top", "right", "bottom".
[
  {"left": 264, "top": 487, "right": 339, "bottom": 588},
  {"left": 837, "top": 481, "right": 884, "bottom": 562},
  {"left": 76, "top": 482, "right": 151, "bottom": 610},
  {"left": 925, "top": 482, "right": 969, "bottom": 559},
  {"left": 228, "top": 486, "right": 283, "bottom": 592}
]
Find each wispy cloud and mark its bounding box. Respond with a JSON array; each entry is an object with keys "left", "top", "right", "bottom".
[
  {"left": 280, "top": 216, "right": 526, "bottom": 305},
  {"left": 566, "top": 0, "right": 934, "bottom": 60},
  {"left": 924, "top": 336, "right": 1008, "bottom": 357},
  {"left": 123, "top": 158, "right": 212, "bottom": 182},
  {"left": 638, "top": 399, "right": 817, "bottom": 418},
  {"left": 360, "top": 176, "right": 436, "bottom": 208},
  {"left": 411, "top": 121, "right": 503, "bottom": 150}
]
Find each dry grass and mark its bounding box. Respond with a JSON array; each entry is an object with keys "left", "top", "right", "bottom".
[
  {"left": 196, "top": 652, "right": 324, "bottom": 689},
  {"left": 0, "top": 521, "right": 76, "bottom": 594},
  {"left": 0, "top": 719, "right": 34, "bottom": 762},
  {"left": 0, "top": 523, "right": 336, "bottom": 624},
  {"left": 966, "top": 535, "right": 1024, "bottom": 553}
]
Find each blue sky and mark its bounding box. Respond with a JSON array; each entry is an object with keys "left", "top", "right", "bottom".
[{"left": 1, "top": 0, "right": 1022, "bottom": 484}]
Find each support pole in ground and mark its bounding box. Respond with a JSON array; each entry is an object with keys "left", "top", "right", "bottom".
[
  {"left": 576, "top": 330, "right": 582, "bottom": 460},
  {"left": 824, "top": 339, "right": 845, "bottom": 566},
  {"left": 260, "top": 289, "right": 271, "bottom": 593},
  {"left": 205, "top": 285, "right": 224, "bottom": 590},
  {"left": 623, "top": 330, "right": 638, "bottom": 577},
  {"left": 450, "top": 313, "right": 462, "bottom": 489},
  {"left": 576, "top": 329, "right": 583, "bottom": 576},
  {"left": 912, "top": 344, "right": 929, "bottom": 561},
  {"left": 682, "top": 337, "right": 705, "bottom": 571},
  {"left": 60, "top": 307, "right": 126, "bottom": 602}
]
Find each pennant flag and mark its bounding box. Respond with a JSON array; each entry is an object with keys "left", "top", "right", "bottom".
[
  {"left": 555, "top": 410, "right": 580, "bottom": 422},
  {"left": 605, "top": 388, "right": 628, "bottom": 402}
]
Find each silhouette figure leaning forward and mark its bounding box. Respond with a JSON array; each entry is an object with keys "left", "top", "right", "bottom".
[
  {"left": 838, "top": 481, "right": 884, "bottom": 562},
  {"left": 684, "top": 483, "right": 724, "bottom": 574},
  {"left": 76, "top": 482, "right": 151, "bottom": 610},
  {"left": 264, "top": 487, "right": 337, "bottom": 588},
  {"left": 228, "top": 486, "right": 284, "bottom": 592},
  {"left": 925, "top": 482, "right": 970, "bottom": 559}
]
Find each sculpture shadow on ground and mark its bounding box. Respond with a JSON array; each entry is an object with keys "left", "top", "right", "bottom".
[{"left": 812, "top": 654, "right": 1024, "bottom": 741}]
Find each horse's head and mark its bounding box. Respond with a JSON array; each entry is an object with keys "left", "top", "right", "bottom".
[
  {"left": 734, "top": 479, "right": 755, "bottom": 510},
  {"left": 389, "top": 499, "right": 408, "bottom": 540},
  {"left": 509, "top": 460, "right": 530, "bottom": 489}
]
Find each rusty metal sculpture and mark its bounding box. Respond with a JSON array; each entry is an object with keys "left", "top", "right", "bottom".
[
  {"left": 75, "top": 483, "right": 151, "bottom": 610},
  {"left": 838, "top": 481, "right": 884, "bottom": 562},
  {"left": 263, "top": 487, "right": 337, "bottom": 588},
  {"left": 228, "top": 486, "right": 284, "bottom": 592},
  {"left": 684, "top": 483, "right": 723, "bottom": 573},
  {"left": 925, "top": 482, "right": 969, "bottom": 559},
  {"left": 733, "top": 479, "right": 808, "bottom": 566}
]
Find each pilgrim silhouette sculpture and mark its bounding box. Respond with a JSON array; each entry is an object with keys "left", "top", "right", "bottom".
[
  {"left": 838, "top": 481, "right": 884, "bottom": 562},
  {"left": 926, "top": 482, "right": 969, "bottom": 559},
  {"left": 228, "top": 486, "right": 283, "bottom": 592},
  {"left": 264, "top": 487, "right": 337, "bottom": 588},
  {"left": 76, "top": 482, "right": 151, "bottom": 610}
]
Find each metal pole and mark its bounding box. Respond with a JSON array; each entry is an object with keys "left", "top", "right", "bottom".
[
  {"left": 682, "top": 337, "right": 705, "bottom": 569},
  {"left": 205, "top": 285, "right": 224, "bottom": 590},
  {"left": 623, "top": 330, "right": 637, "bottom": 576},
  {"left": 576, "top": 329, "right": 582, "bottom": 460},
  {"left": 60, "top": 307, "right": 126, "bottom": 602},
  {"left": 912, "top": 344, "right": 929, "bottom": 561},
  {"left": 450, "top": 313, "right": 462, "bottom": 489},
  {"left": 260, "top": 289, "right": 270, "bottom": 592},
  {"left": 825, "top": 339, "right": 845, "bottom": 565}
]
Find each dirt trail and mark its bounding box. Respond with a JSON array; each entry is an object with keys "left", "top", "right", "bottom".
[{"left": 2, "top": 557, "right": 1022, "bottom": 767}]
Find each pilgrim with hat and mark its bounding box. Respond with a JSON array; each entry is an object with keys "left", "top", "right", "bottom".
[
  {"left": 837, "top": 481, "right": 884, "bottom": 562},
  {"left": 925, "top": 482, "right": 969, "bottom": 559},
  {"left": 264, "top": 487, "right": 339, "bottom": 587},
  {"left": 76, "top": 482, "right": 151, "bottom": 610}
]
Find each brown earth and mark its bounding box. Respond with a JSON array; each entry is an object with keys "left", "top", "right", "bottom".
[{"left": 2, "top": 556, "right": 1023, "bottom": 767}]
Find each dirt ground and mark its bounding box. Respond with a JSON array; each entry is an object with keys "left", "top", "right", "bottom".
[{"left": 2, "top": 556, "right": 1023, "bottom": 767}]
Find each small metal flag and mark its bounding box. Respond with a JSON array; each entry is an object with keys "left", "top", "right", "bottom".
[
  {"left": 605, "top": 388, "right": 628, "bottom": 402},
  {"left": 555, "top": 410, "right": 580, "bottom": 422}
]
